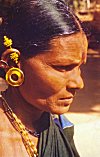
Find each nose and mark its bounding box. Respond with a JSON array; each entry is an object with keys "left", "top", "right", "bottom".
[{"left": 67, "top": 70, "right": 84, "bottom": 90}]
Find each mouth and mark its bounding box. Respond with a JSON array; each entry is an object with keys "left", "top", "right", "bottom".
[{"left": 58, "top": 97, "right": 74, "bottom": 106}]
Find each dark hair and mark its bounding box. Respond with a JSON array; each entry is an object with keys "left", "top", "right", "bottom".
[{"left": 0, "top": 0, "right": 81, "bottom": 57}]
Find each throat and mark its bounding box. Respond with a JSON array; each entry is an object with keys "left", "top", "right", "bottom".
[{"left": 25, "top": 112, "right": 50, "bottom": 137}]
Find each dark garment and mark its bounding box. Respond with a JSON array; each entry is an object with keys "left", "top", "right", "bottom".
[{"left": 38, "top": 114, "right": 80, "bottom": 157}]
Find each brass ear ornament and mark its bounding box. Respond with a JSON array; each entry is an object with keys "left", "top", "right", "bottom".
[
  {"left": 6, "top": 67, "right": 24, "bottom": 87},
  {"left": 0, "top": 60, "right": 8, "bottom": 70},
  {"left": 4, "top": 36, "right": 12, "bottom": 48},
  {"left": 3, "top": 36, "right": 20, "bottom": 64},
  {"left": 2, "top": 36, "right": 24, "bottom": 87}
]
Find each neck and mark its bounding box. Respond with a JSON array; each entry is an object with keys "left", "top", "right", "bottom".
[{"left": 3, "top": 87, "right": 45, "bottom": 132}]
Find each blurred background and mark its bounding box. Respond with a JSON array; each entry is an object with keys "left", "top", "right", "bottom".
[
  {"left": 66, "top": 0, "right": 100, "bottom": 114},
  {"left": 64, "top": 1, "right": 100, "bottom": 157}
]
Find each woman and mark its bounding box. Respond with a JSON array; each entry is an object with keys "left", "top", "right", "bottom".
[{"left": 0, "top": 0, "right": 88, "bottom": 157}]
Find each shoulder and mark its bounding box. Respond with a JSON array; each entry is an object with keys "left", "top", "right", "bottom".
[{"left": 0, "top": 99, "right": 18, "bottom": 135}]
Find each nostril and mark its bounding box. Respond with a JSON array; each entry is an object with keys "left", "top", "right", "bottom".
[{"left": 66, "top": 89, "right": 76, "bottom": 95}]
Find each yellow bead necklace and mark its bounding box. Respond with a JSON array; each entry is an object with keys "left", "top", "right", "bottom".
[{"left": 0, "top": 95, "right": 38, "bottom": 157}]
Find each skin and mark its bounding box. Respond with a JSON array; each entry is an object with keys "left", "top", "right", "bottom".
[
  {"left": 3, "top": 31, "right": 88, "bottom": 146},
  {"left": 18, "top": 32, "right": 88, "bottom": 115}
]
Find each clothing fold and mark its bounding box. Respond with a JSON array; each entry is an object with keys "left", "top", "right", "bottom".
[{"left": 38, "top": 115, "right": 80, "bottom": 157}]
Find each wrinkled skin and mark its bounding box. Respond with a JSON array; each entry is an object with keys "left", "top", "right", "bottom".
[{"left": 19, "top": 32, "right": 88, "bottom": 115}]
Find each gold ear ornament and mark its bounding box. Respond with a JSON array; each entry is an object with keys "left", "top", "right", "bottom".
[
  {"left": 6, "top": 67, "right": 24, "bottom": 87},
  {"left": 0, "top": 60, "right": 8, "bottom": 70},
  {"left": 10, "top": 51, "right": 19, "bottom": 64},
  {"left": 4, "top": 36, "right": 12, "bottom": 48},
  {"left": 3, "top": 36, "right": 20, "bottom": 64},
  {"left": 2, "top": 36, "right": 24, "bottom": 87}
]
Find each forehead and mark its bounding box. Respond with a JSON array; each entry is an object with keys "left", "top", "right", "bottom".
[
  {"left": 31, "top": 32, "right": 88, "bottom": 66},
  {"left": 42, "top": 32, "right": 88, "bottom": 64}
]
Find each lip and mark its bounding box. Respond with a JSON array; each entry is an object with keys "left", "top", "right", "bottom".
[{"left": 58, "top": 97, "right": 74, "bottom": 106}]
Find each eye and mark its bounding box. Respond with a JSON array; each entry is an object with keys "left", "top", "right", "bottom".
[{"left": 52, "top": 64, "right": 77, "bottom": 72}]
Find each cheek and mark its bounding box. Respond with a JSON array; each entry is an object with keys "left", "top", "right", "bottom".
[
  {"left": 33, "top": 66, "right": 68, "bottom": 95},
  {"left": 37, "top": 70, "right": 67, "bottom": 95},
  {"left": 21, "top": 68, "right": 66, "bottom": 99},
  {"left": 22, "top": 59, "right": 68, "bottom": 98}
]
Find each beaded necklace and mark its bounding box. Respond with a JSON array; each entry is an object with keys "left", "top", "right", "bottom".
[{"left": 0, "top": 95, "right": 38, "bottom": 157}]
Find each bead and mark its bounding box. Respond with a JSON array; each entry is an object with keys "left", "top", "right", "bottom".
[{"left": 1, "top": 97, "right": 38, "bottom": 157}]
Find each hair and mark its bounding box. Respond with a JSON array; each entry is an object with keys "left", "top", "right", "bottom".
[{"left": 0, "top": 0, "right": 82, "bottom": 58}]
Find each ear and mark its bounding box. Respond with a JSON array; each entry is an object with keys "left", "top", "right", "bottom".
[{"left": 1, "top": 48, "right": 21, "bottom": 68}]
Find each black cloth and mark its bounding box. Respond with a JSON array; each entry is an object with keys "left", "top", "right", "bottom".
[{"left": 38, "top": 114, "right": 80, "bottom": 157}]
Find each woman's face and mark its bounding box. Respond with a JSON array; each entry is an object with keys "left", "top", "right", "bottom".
[{"left": 19, "top": 32, "right": 88, "bottom": 114}]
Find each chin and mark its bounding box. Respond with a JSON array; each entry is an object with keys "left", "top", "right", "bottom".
[{"left": 49, "top": 106, "right": 70, "bottom": 115}]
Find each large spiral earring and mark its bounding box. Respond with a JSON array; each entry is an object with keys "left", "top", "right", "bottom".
[{"left": 6, "top": 67, "right": 24, "bottom": 87}]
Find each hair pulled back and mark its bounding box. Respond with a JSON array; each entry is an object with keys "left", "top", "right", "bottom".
[{"left": 0, "top": 0, "right": 81, "bottom": 57}]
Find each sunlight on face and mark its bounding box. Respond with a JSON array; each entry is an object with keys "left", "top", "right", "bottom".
[{"left": 19, "top": 32, "right": 88, "bottom": 114}]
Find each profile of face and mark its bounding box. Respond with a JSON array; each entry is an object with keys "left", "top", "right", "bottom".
[{"left": 19, "top": 32, "right": 88, "bottom": 115}]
